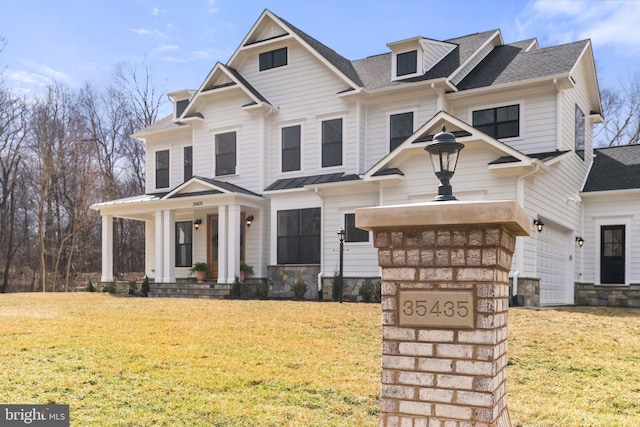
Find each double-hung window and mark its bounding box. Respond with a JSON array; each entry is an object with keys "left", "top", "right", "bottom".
[
  {"left": 282, "top": 125, "right": 301, "bottom": 172},
  {"left": 215, "top": 131, "right": 236, "bottom": 176},
  {"left": 175, "top": 221, "right": 193, "bottom": 267},
  {"left": 259, "top": 47, "right": 287, "bottom": 71},
  {"left": 397, "top": 50, "right": 417, "bottom": 76},
  {"left": 277, "top": 208, "right": 321, "bottom": 264},
  {"left": 390, "top": 112, "right": 414, "bottom": 151},
  {"left": 321, "top": 118, "right": 342, "bottom": 168},
  {"left": 472, "top": 104, "right": 519, "bottom": 139},
  {"left": 155, "top": 150, "right": 169, "bottom": 189}
]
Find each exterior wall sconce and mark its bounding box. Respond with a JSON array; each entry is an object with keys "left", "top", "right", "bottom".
[
  {"left": 424, "top": 125, "right": 465, "bottom": 201},
  {"left": 533, "top": 218, "right": 544, "bottom": 233},
  {"left": 576, "top": 236, "right": 584, "bottom": 247},
  {"left": 194, "top": 218, "right": 202, "bottom": 230},
  {"left": 246, "top": 215, "right": 254, "bottom": 228}
]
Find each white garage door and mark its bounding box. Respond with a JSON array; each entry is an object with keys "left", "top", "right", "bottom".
[{"left": 537, "top": 222, "right": 573, "bottom": 305}]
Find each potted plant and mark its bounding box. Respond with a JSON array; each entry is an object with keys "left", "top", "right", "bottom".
[
  {"left": 189, "top": 262, "right": 208, "bottom": 283},
  {"left": 239, "top": 263, "right": 254, "bottom": 283}
]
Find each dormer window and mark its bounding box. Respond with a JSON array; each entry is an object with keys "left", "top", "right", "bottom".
[
  {"left": 397, "top": 50, "right": 417, "bottom": 76},
  {"left": 259, "top": 47, "right": 287, "bottom": 71}
]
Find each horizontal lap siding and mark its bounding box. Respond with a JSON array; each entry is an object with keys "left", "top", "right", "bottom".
[{"left": 145, "top": 129, "right": 192, "bottom": 193}]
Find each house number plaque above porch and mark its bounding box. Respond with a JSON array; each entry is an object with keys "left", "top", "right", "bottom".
[{"left": 399, "top": 290, "right": 475, "bottom": 328}]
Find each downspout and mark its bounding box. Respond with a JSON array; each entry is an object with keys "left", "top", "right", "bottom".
[
  {"left": 315, "top": 187, "right": 325, "bottom": 299},
  {"left": 514, "top": 160, "right": 541, "bottom": 299},
  {"left": 259, "top": 106, "right": 277, "bottom": 278}
]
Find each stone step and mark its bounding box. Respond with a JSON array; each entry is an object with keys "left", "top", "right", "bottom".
[{"left": 149, "top": 283, "right": 231, "bottom": 299}]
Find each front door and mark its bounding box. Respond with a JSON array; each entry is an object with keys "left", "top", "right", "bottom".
[
  {"left": 207, "top": 215, "right": 219, "bottom": 279},
  {"left": 601, "top": 225, "right": 625, "bottom": 284}
]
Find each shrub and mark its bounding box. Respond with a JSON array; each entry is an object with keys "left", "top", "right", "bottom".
[
  {"left": 359, "top": 281, "right": 382, "bottom": 303},
  {"left": 102, "top": 281, "right": 116, "bottom": 294},
  {"left": 293, "top": 281, "right": 307, "bottom": 300},
  {"left": 231, "top": 276, "right": 242, "bottom": 298},
  {"left": 85, "top": 278, "right": 95, "bottom": 292},
  {"left": 372, "top": 281, "right": 382, "bottom": 303},
  {"left": 331, "top": 272, "right": 342, "bottom": 302},
  {"left": 254, "top": 282, "right": 269, "bottom": 300},
  {"left": 128, "top": 281, "right": 137, "bottom": 295},
  {"left": 141, "top": 276, "right": 150, "bottom": 297}
]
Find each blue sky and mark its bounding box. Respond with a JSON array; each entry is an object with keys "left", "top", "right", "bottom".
[{"left": 1, "top": 0, "right": 639, "bottom": 110}]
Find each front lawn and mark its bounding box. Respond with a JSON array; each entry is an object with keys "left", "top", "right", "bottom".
[{"left": 0, "top": 294, "right": 638, "bottom": 426}]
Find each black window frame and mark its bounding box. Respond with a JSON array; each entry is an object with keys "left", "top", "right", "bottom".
[
  {"left": 281, "top": 125, "right": 301, "bottom": 172},
  {"left": 344, "top": 213, "right": 369, "bottom": 243},
  {"left": 175, "top": 221, "right": 193, "bottom": 268},
  {"left": 184, "top": 146, "right": 193, "bottom": 181},
  {"left": 155, "top": 149, "right": 169, "bottom": 189},
  {"left": 277, "top": 208, "right": 321, "bottom": 265},
  {"left": 390, "top": 112, "right": 414, "bottom": 151},
  {"left": 397, "top": 50, "right": 417, "bottom": 76},
  {"left": 575, "top": 104, "right": 585, "bottom": 160},
  {"left": 259, "top": 47, "right": 288, "bottom": 71},
  {"left": 215, "top": 131, "right": 236, "bottom": 176},
  {"left": 472, "top": 104, "right": 520, "bottom": 139},
  {"left": 321, "top": 118, "right": 342, "bottom": 168}
]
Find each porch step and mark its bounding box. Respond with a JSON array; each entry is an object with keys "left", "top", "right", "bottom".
[{"left": 149, "top": 282, "right": 232, "bottom": 299}]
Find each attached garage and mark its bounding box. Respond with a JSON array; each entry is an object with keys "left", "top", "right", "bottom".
[{"left": 537, "top": 221, "right": 574, "bottom": 305}]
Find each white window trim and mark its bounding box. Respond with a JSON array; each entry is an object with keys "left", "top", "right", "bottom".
[
  {"left": 278, "top": 122, "right": 304, "bottom": 175},
  {"left": 210, "top": 126, "right": 241, "bottom": 178},
  {"left": 386, "top": 108, "right": 417, "bottom": 152},
  {"left": 154, "top": 148, "right": 171, "bottom": 191},
  {"left": 594, "top": 216, "right": 631, "bottom": 286},
  {"left": 182, "top": 144, "right": 193, "bottom": 181},
  {"left": 392, "top": 48, "right": 423, "bottom": 81},
  {"left": 467, "top": 100, "right": 525, "bottom": 142},
  {"left": 319, "top": 115, "right": 346, "bottom": 170},
  {"left": 342, "top": 210, "right": 370, "bottom": 245}
]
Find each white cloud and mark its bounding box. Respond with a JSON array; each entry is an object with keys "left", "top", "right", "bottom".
[
  {"left": 7, "top": 69, "right": 51, "bottom": 87},
  {"left": 131, "top": 28, "right": 151, "bottom": 36},
  {"left": 152, "top": 7, "right": 165, "bottom": 16},
  {"left": 157, "top": 44, "right": 180, "bottom": 52},
  {"left": 208, "top": 0, "right": 218, "bottom": 13}
]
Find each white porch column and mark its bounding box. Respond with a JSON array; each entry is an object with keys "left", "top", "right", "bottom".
[
  {"left": 228, "top": 204, "right": 241, "bottom": 283},
  {"left": 163, "top": 209, "right": 175, "bottom": 283},
  {"left": 154, "top": 211, "right": 164, "bottom": 282},
  {"left": 218, "top": 206, "right": 229, "bottom": 283},
  {"left": 101, "top": 214, "right": 114, "bottom": 283}
]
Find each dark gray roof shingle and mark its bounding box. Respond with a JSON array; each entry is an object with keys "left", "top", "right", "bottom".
[
  {"left": 264, "top": 173, "right": 361, "bottom": 191},
  {"left": 583, "top": 145, "right": 640, "bottom": 192}
]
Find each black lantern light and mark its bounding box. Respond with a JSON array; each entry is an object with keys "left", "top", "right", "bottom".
[
  {"left": 246, "top": 215, "right": 254, "bottom": 228},
  {"left": 576, "top": 236, "right": 584, "bottom": 247},
  {"left": 425, "top": 125, "right": 465, "bottom": 201},
  {"left": 194, "top": 218, "right": 202, "bottom": 230},
  {"left": 533, "top": 218, "right": 544, "bottom": 233}
]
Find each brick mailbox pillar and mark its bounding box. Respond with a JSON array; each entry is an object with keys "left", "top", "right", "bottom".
[{"left": 356, "top": 200, "right": 530, "bottom": 427}]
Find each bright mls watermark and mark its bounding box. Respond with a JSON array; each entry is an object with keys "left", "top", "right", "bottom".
[{"left": 1, "top": 405, "right": 69, "bottom": 426}]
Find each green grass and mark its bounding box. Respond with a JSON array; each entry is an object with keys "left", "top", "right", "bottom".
[{"left": 1, "top": 294, "right": 639, "bottom": 426}]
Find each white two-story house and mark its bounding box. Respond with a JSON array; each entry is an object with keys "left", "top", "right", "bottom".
[{"left": 91, "top": 9, "right": 640, "bottom": 306}]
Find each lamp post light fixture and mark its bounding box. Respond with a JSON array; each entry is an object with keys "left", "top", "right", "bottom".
[
  {"left": 425, "top": 125, "right": 465, "bottom": 201},
  {"left": 533, "top": 218, "right": 544, "bottom": 233},
  {"left": 337, "top": 227, "right": 346, "bottom": 304}
]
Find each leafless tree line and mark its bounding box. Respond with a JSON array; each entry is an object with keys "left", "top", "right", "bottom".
[{"left": 0, "top": 51, "right": 165, "bottom": 292}]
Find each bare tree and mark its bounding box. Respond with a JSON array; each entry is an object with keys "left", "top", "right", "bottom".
[{"left": 595, "top": 72, "right": 640, "bottom": 147}]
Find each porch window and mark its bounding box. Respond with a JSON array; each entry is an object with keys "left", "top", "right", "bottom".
[
  {"left": 575, "top": 104, "right": 585, "bottom": 159},
  {"left": 282, "top": 125, "right": 301, "bottom": 172},
  {"left": 277, "top": 208, "right": 321, "bottom": 264},
  {"left": 397, "top": 50, "right": 417, "bottom": 76},
  {"left": 390, "top": 112, "right": 413, "bottom": 151},
  {"left": 321, "top": 118, "right": 342, "bottom": 168},
  {"left": 175, "top": 221, "right": 193, "bottom": 267},
  {"left": 601, "top": 225, "right": 625, "bottom": 284},
  {"left": 155, "top": 150, "right": 169, "bottom": 189},
  {"left": 259, "top": 47, "right": 287, "bottom": 71},
  {"left": 344, "top": 213, "right": 369, "bottom": 243},
  {"left": 472, "top": 104, "right": 519, "bottom": 139},
  {"left": 215, "top": 131, "right": 236, "bottom": 176},
  {"left": 184, "top": 146, "right": 193, "bottom": 180}
]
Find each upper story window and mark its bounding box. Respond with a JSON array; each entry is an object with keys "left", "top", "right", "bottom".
[
  {"left": 575, "top": 104, "right": 585, "bottom": 159},
  {"left": 344, "top": 213, "right": 369, "bottom": 243},
  {"left": 321, "top": 118, "right": 342, "bottom": 168},
  {"left": 282, "top": 125, "right": 301, "bottom": 172},
  {"left": 184, "top": 146, "right": 193, "bottom": 181},
  {"left": 390, "top": 112, "right": 414, "bottom": 151},
  {"left": 397, "top": 50, "right": 417, "bottom": 76},
  {"left": 259, "top": 47, "right": 288, "bottom": 71},
  {"left": 155, "top": 150, "right": 169, "bottom": 189},
  {"left": 472, "top": 104, "right": 519, "bottom": 139},
  {"left": 215, "top": 131, "right": 236, "bottom": 176}
]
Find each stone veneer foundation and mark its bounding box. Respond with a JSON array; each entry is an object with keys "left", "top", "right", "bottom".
[{"left": 357, "top": 200, "right": 529, "bottom": 427}]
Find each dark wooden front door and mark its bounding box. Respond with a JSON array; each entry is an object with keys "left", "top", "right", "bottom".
[{"left": 601, "top": 225, "right": 625, "bottom": 284}]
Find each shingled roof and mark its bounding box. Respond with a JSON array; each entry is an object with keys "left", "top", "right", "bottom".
[{"left": 583, "top": 145, "right": 640, "bottom": 192}]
